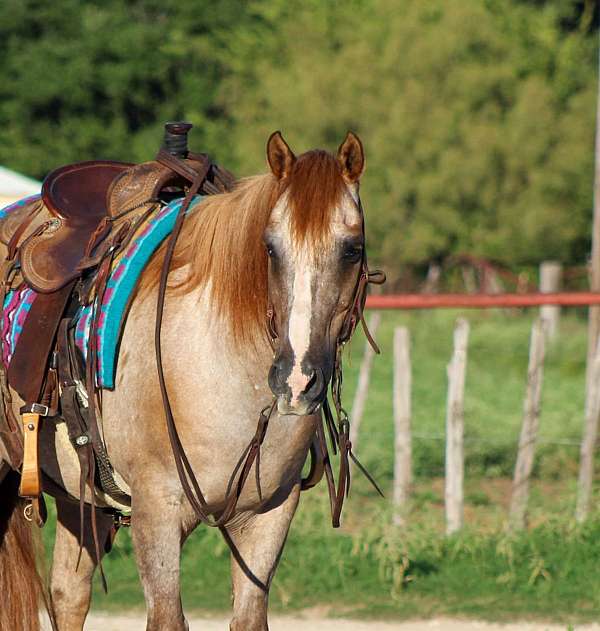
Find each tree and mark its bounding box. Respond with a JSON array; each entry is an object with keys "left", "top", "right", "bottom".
[
  {"left": 220, "top": 0, "right": 598, "bottom": 277},
  {"left": 0, "top": 0, "right": 597, "bottom": 277},
  {"left": 0, "top": 0, "right": 252, "bottom": 175}
]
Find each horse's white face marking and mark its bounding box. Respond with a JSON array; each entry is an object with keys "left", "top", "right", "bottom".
[{"left": 287, "top": 252, "right": 313, "bottom": 405}]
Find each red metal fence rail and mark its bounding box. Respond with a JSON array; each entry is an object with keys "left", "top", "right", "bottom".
[{"left": 366, "top": 292, "right": 600, "bottom": 310}]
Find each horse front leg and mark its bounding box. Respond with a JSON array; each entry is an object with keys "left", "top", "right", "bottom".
[
  {"left": 224, "top": 483, "right": 301, "bottom": 631},
  {"left": 131, "top": 487, "right": 187, "bottom": 631},
  {"left": 50, "top": 499, "right": 114, "bottom": 631}
]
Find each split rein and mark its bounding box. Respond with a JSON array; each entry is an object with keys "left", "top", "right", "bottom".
[
  {"left": 157, "top": 166, "right": 385, "bottom": 528},
  {"left": 321, "top": 262, "right": 386, "bottom": 526}
]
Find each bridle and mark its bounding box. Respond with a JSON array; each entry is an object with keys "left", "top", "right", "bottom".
[
  {"left": 157, "top": 166, "right": 385, "bottom": 528},
  {"left": 264, "top": 194, "right": 386, "bottom": 526}
]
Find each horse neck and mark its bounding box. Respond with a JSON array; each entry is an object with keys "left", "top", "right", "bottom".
[{"left": 165, "top": 277, "right": 272, "bottom": 379}]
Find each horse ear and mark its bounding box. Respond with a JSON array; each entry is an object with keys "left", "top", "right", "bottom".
[
  {"left": 337, "top": 131, "right": 365, "bottom": 183},
  {"left": 267, "top": 131, "right": 296, "bottom": 179}
]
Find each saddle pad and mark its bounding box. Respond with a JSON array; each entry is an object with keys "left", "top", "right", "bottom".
[
  {"left": 74, "top": 194, "right": 204, "bottom": 388},
  {"left": 0, "top": 194, "right": 203, "bottom": 389},
  {"left": 1, "top": 285, "right": 36, "bottom": 368},
  {"left": 0, "top": 194, "right": 41, "bottom": 221}
]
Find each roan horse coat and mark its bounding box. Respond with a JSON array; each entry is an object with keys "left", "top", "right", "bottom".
[{"left": 0, "top": 130, "right": 376, "bottom": 631}]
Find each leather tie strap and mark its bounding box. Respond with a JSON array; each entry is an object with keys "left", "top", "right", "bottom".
[
  {"left": 18, "top": 411, "right": 41, "bottom": 498},
  {"left": 7, "top": 198, "right": 43, "bottom": 261},
  {"left": 156, "top": 149, "right": 210, "bottom": 184},
  {"left": 305, "top": 193, "right": 386, "bottom": 527}
]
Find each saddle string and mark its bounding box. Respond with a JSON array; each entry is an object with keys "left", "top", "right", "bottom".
[
  {"left": 6, "top": 197, "right": 43, "bottom": 261},
  {"left": 84, "top": 252, "right": 121, "bottom": 590}
]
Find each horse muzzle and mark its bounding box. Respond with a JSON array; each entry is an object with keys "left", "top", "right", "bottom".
[{"left": 268, "top": 357, "right": 327, "bottom": 416}]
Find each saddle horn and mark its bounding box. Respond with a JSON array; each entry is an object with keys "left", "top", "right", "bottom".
[{"left": 162, "top": 121, "right": 193, "bottom": 158}]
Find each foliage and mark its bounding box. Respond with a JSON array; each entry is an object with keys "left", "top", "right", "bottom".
[
  {"left": 0, "top": 1, "right": 598, "bottom": 277},
  {"left": 0, "top": 0, "right": 252, "bottom": 173},
  {"left": 220, "top": 0, "right": 599, "bottom": 277}
]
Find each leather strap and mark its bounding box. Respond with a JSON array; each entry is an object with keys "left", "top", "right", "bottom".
[
  {"left": 156, "top": 149, "right": 210, "bottom": 184},
  {"left": 154, "top": 154, "right": 280, "bottom": 527},
  {"left": 265, "top": 192, "right": 386, "bottom": 527},
  {"left": 7, "top": 198, "right": 43, "bottom": 261},
  {"left": 18, "top": 412, "right": 41, "bottom": 498}
]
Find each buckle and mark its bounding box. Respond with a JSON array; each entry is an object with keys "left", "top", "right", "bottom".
[
  {"left": 113, "top": 513, "right": 131, "bottom": 528},
  {"left": 20, "top": 403, "right": 50, "bottom": 416}
]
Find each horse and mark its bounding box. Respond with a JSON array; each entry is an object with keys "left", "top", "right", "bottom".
[{"left": 0, "top": 130, "right": 375, "bottom": 631}]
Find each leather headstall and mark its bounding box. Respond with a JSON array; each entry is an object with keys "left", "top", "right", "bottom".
[{"left": 265, "top": 193, "right": 386, "bottom": 527}]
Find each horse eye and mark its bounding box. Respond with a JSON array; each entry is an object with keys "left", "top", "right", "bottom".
[
  {"left": 266, "top": 243, "right": 276, "bottom": 258},
  {"left": 342, "top": 245, "right": 363, "bottom": 263}
]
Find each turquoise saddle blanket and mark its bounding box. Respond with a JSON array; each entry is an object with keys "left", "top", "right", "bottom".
[{"left": 0, "top": 195, "right": 203, "bottom": 389}]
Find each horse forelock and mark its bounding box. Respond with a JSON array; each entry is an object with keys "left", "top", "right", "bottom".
[
  {"left": 143, "top": 149, "right": 346, "bottom": 349},
  {"left": 285, "top": 150, "right": 346, "bottom": 249}
]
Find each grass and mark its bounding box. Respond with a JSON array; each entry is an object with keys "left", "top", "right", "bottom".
[{"left": 42, "top": 308, "right": 600, "bottom": 622}]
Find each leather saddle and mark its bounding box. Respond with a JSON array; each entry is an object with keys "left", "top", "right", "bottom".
[
  {"left": 17, "top": 154, "right": 217, "bottom": 293},
  {"left": 0, "top": 123, "right": 235, "bottom": 494}
]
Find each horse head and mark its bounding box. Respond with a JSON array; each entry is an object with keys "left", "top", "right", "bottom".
[{"left": 264, "top": 131, "right": 368, "bottom": 416}]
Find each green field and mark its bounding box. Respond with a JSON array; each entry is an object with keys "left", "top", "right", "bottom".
[{"left": 43, "top": 309, "right": 600, "bottom": 622}]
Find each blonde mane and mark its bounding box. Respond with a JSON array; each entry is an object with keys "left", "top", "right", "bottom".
[{"left": 144, "top": 150, "right": 347, "bottom": 346}]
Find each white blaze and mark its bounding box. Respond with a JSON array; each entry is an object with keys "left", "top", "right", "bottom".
[{"left": 287, "top": 260, "right": 313, "bottom": 404}]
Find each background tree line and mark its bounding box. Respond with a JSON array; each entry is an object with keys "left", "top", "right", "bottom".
[{"left": 0, "top": 0, "right": 597, "bottom": 283}]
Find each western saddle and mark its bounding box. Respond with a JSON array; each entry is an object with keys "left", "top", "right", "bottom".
[{"left": 0, "top": 122, "right": 235, "bottom": 528}]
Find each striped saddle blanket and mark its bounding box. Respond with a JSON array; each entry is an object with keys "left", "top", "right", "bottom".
[{"left": 1, "top": 195, "right": 203, "bottom": 389}]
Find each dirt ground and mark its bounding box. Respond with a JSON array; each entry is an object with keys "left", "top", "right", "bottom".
[{"left": 81, "top": 613, "right": 599, "bottom": 630}]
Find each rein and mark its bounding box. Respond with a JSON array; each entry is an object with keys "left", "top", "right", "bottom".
[
  {"left": 155, "top": 152, "right": 279, "bottom": 528},
  {"left": 325, "top": 260, "right": 386, "bottom": 526},
  {"left": 156, "top": 164, "right": 385, "bottom": 527}
]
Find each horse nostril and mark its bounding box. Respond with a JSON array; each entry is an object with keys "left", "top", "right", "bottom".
[
  {"left": 302, "top": 367, "right": 325, "bottom": 401},
  {"left": 268, "top": 361, "right": 288, "bottom": 397},
  {"left": 302, "top": 370, "right": 318, "bottom": 395}
]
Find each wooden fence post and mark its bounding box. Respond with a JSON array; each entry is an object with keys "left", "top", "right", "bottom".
[
  {"left": 576, "top": 337, "right": 600, "bottom": 522},
  {"left": 349, "top": 312, "right": 381, "bottom": 453},
  {"left": 587, "top": 27, "right": 600, "bottom": 409},
  {"left": 393, "top": 327, "right": 412, "bottom": 526},
  {"left": 540, "top": 261, "right": 562, "bottom": 341},
  {"left": 508, "top": 319, "right": 546, "bottom": 530},
  {"left": 445, "top": 318, "right": 469, "bottom": 535}
]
